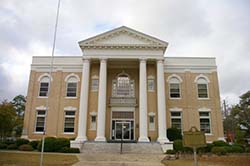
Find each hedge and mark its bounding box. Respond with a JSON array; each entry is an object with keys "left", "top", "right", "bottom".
[
  {"left": 173, "top": 139, "right": 184, "bottom": 152},
  {"left": 28, "top": 140, "right": 40, "bottom": 150},
  {"left": 37, "top": 137, "right": 71, "bottom": 152},
  {"left": 16, "top": 138, "right": 30, "bottom": 147},
  {"left": 212, "top": 140, "right": 229, "bottom": 147},
  {"left": 7, "top": 144, "right": 18, "bottom": 150},
  {"left": 211, "top": 147, "right": 227, "bottom": 155},
  {"left": 19, "top": 144, "right": 33, "bottom": 151},
  {"left": 167, "top": 128, "right": 182, "bottom": 141},
  {"left": 166, "top": 149, "right": 176, "bottom": 154},
  {"left": 60, "top": 147, "right": 80, "bottom": 153},
  {"left": 0, "top": 143, "right": 8, "bottom": 149}
]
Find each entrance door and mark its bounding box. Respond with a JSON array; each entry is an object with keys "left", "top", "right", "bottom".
[{"left": 115, "top": 122, "right": 130, "bottom": 140}]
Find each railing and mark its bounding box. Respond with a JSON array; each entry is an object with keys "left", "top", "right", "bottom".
[{"left": 110, "top": 97, "right": 137, "bottom": 107}]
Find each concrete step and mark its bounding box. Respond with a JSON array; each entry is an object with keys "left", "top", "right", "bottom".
[{"left": 80, "top": 142, "right": 164, "bottom": 154}]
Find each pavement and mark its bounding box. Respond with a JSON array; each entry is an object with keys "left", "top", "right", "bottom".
[{"left": 73, "top": 153, "right": 165, "bottom": 166}]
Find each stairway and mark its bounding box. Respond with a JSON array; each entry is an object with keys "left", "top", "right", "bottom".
[{"left": 80, "top": 142, "right": 164, "bottom": 154}]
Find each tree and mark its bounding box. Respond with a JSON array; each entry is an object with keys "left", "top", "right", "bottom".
[
  {"left": 11, "top": 95, "right": 26, "bottom": 117},
  {"left": 0, "top": 100, "right": 16, "bottom": 140}
]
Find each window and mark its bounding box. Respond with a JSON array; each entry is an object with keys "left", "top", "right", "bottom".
[
  {"left": 112, "top": 72, "right": 135, "bottom": 97},
  {"left": 170, "top": 112, "right": 182, "bottom": 132},
  {"left": 35, "top": 110, "right": 46, "bottom": 132},
  {"left": 90, "top": 115, "right": 97, "bottom": 130},
  {"left": 195, "top": 75, "right": 209, "bottom": 99},
  {"left": 147, "top": 79, "right": 155, "bottom": 91},
  {"left": 91, "top": 79, "right": 99, "bottom": 91},
  {"left": 199, "top": 112, "right": 211, "bottom": 134},
  {"left": 149, "top": 116, "right": 155, "bottom": 131},
  {"left": 65, "top": 75, "right": 79, "bottom": 97},
  {"left": 64, "top": 111, "right": 75, "bottom": 133},
  {"left": 39, "top": 76, "right": 50, "bottom": 97},
  {"left": 168, "top": 76, "right": 181, "bottom": 98}
]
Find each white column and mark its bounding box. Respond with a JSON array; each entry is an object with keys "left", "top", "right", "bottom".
[
  {"left": 138, "top": 58, "right": 150, "bottom": 142},
  {"left": 157, "top": 58, "right": 169, "bottom": 143},
  {"left": 95, "top": 58, "right": 107, "bottom": 142},
  {"left": 76, "top": 58, "right": 90, "bottom": 142}
]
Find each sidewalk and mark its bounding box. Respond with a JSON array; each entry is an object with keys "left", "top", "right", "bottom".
[{"left": 73, "top": 153, "right": 165, "bottom": 166}]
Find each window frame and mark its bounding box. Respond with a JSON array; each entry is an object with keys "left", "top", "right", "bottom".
[
  {"left": 90, "top": 115, "right": 97, "bottom": 131},
  {"left": 168, "top": 76, "right": 182, "bottom": 99},
  {"left": 91, "top": 78, "right": 99, "bottom": 92},
  {"left": 34, "top": 110, "right": 46, "bottom": 133},
  {"left": 170, "top": 111, "right": 182, "bottom": 133},
  {"left": 194, "top": 74, "right": 210, "bottom": 100},
  {"left": 64, "top": 111, "right": 76, "bottom": 134},
  {"left": 66, "top": 82, "right": 77, "bottom": 98},
  {"left": 65, "top": 75, "right": 79, "bottom": 99},
  {"left": 149, "top": 115, "right": 155, "bottom": 131},
  {"left": 199, "top": 111, "right": 212, "bottom": 134}
]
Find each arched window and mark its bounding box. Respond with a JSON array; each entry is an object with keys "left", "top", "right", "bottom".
[
  {"left": 195, "top": 75, "right": 209, "bottom": 99},
  {"left": 112, "top": 72, "right": 135, "bottom": 97},
  {"left": 65, "top": 74, "right": 80, "bottom": 97},
  {"left": 38, "top": 75, "right": 51, "bottom": 97},
  {"left": 168, "top": 75, "right": 182, "bottom": 99}
]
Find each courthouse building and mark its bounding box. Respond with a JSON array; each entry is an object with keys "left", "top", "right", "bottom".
[{"left": 22, "top": 26, "right": 224, "bottom": 146}]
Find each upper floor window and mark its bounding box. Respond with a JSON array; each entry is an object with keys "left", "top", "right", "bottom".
[
  {"left": 112, "top": 72, "right": 135, "bottom": 97},
  {"left": 168, "top": 75, "right": 182, "bottom": 99},
  {"left": 38, "top": 74, "right": 52, "bottom": 97},
  {"left": 195, "top": 75, "right": 209, "bottom": 99},
  {"left": 147, "top": 76, "right": 155, "bottom": 92},
  {"left": 65, "top": 74, "right": 80, "bottom": 98},
  {"left": 91, "top": 75, "right": 99, "bottom": 91}
]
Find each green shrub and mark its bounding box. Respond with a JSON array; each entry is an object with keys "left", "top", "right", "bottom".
[
  {"left": 183, "top": 147, "right": 193, "bottom": 153},
  {"left": 167, "top": 128, "right": 182, "bottom": 141},
  {"left": 231, "top": 145, "right": 244, "bottom": 153},
  {"left": 166, "top": 149, "right": 176, "bottom": 154},
  {"left": 28, "top": 140, "right": 39, "bottom": 150},
  {"left": 54, "top": 138, "right": 70, "bottom": 152},
  {"left": 2, "top": 140, "right": 15, "bottom": 145},
  {"left": 223, "top": 146, "right": 232, "bottom": 153},
  {"left": 0, "top": 143, "right": 8, "bottom": 149},
  {"left": 16, "top": 138, "right": 29, "bottom": 147},
  {"left": 7, "top": 144, "right": 18, "bottom": 150},
  {"left": 211, "top": 147, "right": 227, "bottom": 155},
  {"left": 212, "top": 140, "right": 229, "bottom": 147},
  {"left": 37, "top": 137, "right": 57, "bottom": 152},
  {"left": 245, "top": 147, "right": 250, "bottom": 153},
  {"left": 173, "top": 139, "right": 184, "bottom": 152},
  {"left": 18, "top": 144, "right": 33, "bottom": 151},
  {"left": 60, "top": 147, "right": 80, "bottom": 153}
]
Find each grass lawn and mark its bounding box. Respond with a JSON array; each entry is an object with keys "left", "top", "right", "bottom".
[
  {"left": 0, "top": 151, "right": 79, "bottom": 166},
  {"left": 162, "top": 155, "right": 250, "bottom": 166}
]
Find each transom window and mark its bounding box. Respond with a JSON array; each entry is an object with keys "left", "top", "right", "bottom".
[
  {"left": 112, "top": 72, "right": 135, "bottom": 97},
  {"left": 199, "top": 112, "right": 211, "bottom": 134},
  {"left": 169, "top": 77, "right": 181, "bottom": 98},
  {"left": 66, "top": 76, "right": 78, "bottom": 97},
  {"left": 39, "top": 76, "right": 50, "bottom": 97},
  {"left": 35, "top": 110, "right": 46, "bottom": 132},
  {"left": 64, "top": 111, "right": 75, "bottom": 133},
  {"left": 197, "top": 78, "right": 209, "bottom": 98}
]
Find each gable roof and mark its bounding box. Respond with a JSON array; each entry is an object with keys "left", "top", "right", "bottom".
[{"left": 78, "top": 26, "right": 168, "bottom": 51}]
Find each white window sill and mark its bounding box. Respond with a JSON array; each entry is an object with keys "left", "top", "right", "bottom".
[
  {"left": 198, "top": 98, "right": 210, "bottom": 100},
  {"left": 37, "top": 96, "right": 48, "bottom": 99},
  {"left": 63, "top": 132, "right": 75, "bottom": 135},
  {"left": 205, "top": 133, "right": 213, "bottom": 136},
  {"left": 65, "top": 97, "right": 77, "bottom": 99},
  {"left": 33, "top": 132, "right": 44, "bottom": 134},
  {"left": 147, "top": 90, "right": 155, "bottom": 92},
  {"left": 170, "top": 97, "right": 181, "bottom": 100}
]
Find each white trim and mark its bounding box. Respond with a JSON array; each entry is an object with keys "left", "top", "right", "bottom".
[
  {"left": 64, "top": 106, "right": 77, "bottom": 111},
  {"left": 65, "top": 81, "right": 78, "bottom": 98},
  {"left": 148, "top": 112, "right": 156, "bottom": 116},
  {"left": 199, "top": 111, "right": 212, "bottom": 135},
  {"left": 167, "top": 74, "right": 183, "bottom": 83},
  {"left": 169, "top": 107, "right": 183, "bottom": 112},
  {"left": 91, "top": 75, "right": 99, "bottom": 79},
  {"left": 111, "top": 107, "right": 135, "bottom": 112},
  {"left": 37, "top": 73, "right": 53, "bottom": 82},
  {"left": 64, "top": 73, "right": 80, "bottom": 82},
  {"left": 89, "top": 111, "right": 97, "bottom": 116},
  {"left": 198, "top": 107, "right": 211, "bottom": 112},
  {"left": 194, "top": 74, "right": 210, "bottom": 83},
  {"left": 36, "top": 106, "right": 47, "bottom": 110}
]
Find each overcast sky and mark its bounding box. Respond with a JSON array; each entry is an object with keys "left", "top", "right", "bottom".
[{"left": 0, "top": 0, "right": 249, "bottom": 105}]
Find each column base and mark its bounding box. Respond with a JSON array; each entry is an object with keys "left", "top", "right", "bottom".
[
  {"left": 157, "top": 137, "right": 169, "bottom": 144},
  {"left": 138, "top": 137, "right": 150, "bottom": 142},
  {"left": 95, "top": 136, "right": 106, "bottom": 142},
  {"left": 75, "top": 136, "right": 87, "bottom": 142}
]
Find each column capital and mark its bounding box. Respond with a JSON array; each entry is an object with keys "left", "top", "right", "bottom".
[
  {"left": 139, "top": 57, "right": 147, "bottom": 63},
  {"left": 156, "top": 58, "right": 165, "bottom": 63},
  {"left": 82, "top": 57, "right": 91, "bottom": 63},
  {"left": 100, "top": 57, "right": 108, "bottom": 63}
]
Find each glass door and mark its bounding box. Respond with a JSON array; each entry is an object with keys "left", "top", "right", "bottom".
[{"left": 115, "top": 121, "right": 131, "bottom": 140}]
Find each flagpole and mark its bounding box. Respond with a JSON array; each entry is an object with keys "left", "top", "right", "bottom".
[{"left": 40, "top": 0, "right": 61, "bottom": 165}]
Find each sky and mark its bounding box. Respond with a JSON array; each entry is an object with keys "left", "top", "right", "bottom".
[{"left": 0, "top": 0, "right": 249, "bottom": 105}]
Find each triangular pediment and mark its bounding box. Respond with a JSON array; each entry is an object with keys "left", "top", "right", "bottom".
[{"left": 79, "top": 26, "right": 168, "bottom": 48}]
